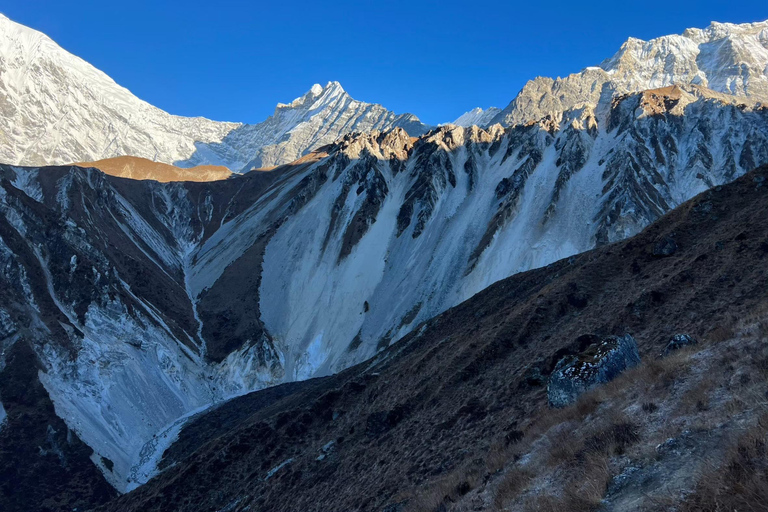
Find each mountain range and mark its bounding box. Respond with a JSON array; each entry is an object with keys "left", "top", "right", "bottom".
[
  {"left": 1, "top": 13, "right": 768, "bottom": 512},
  {"left": 0, "top": 14, "right": 428, "bottom": 173}
]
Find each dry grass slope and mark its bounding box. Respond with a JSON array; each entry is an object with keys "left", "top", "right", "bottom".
[
  {"left": 417, "top": 308, "right": 768, "bottom": 511},
  {"left": 74, "top": 156, "right": 232, "bottom": 182}
]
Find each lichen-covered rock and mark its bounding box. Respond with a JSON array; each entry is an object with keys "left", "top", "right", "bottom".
[
  {"left": 547, "top": 334, "right": 641, "bottom": 407},
  {"left": 662, "top": 334, "right": 697, "bottom": 356}
]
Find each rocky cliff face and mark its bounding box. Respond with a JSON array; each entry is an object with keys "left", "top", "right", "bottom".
[
  {"left": 0, "top": 15, "right": 427, "bottom": 172},
  {"left": 490, "top": 20, "right": 768, "bottom": 127}
]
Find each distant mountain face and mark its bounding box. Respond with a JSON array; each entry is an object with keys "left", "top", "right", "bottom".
[
  {"left": 0, "top": 15, "right": 428, "bottom": 172},
  {"left": 488, "top": 20, "right": 768, "bottom": 127},
  {"left": 452, "top": 106, "right": 502, "bottom": 127},
  {"left": 451, "top": 21, "right": 768, "bottom": 129},
  {"left": 176, "top": 81, "right": 428, "bottom": 172}
]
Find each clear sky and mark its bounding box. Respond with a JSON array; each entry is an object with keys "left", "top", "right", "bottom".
[{"left": 4, "top": 0, "right": 768, "bottom": 125}]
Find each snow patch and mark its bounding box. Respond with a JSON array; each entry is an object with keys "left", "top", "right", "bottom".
[{"left": 10, "top": 167, "right": 43, "bottom": 201}]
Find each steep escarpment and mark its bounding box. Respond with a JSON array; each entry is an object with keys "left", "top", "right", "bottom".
[
  {"left": 100, "top": 164, "right": 768, "bottom": 512},
  {"left": 0, "top": 164, "right": 292, "bottom": 503},
  {"left": 249, "top": 86, "right": 768, "bottom": 383}
]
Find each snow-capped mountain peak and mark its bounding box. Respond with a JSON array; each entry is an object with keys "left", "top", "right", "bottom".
[
  {"left": 178, "top": 80, "right": 429, "bottom": 172},
  {"left": 0, "top": 13, "right": 239, "bottom": 167},
  {"left": 489, "top": 18, "right": 768, "bottom": 127},
  {"left": 0, "top": 15, "right": 428, "bottom": 171},
  {"left": 599, "top": 19, "right": 768, "bottom": 98},
  {"left": 276, "top": 81, "right": 341, "bottom": 110}
]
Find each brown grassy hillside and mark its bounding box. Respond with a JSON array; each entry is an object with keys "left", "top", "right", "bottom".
[{"left": 74, "top": 156, "right": 232, "bottom": 182}]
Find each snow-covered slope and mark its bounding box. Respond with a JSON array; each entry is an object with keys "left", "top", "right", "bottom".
[
  {"left": 177, "top": 81, "right": 428, "bottom": 172},
  {"left": 452, "top": 107, "right": 502, "bottom": 127},
  {"left": 0, "top": 14, "right": 238, "bottom": 168},
  {"left": 0, "top": 14, "right": 428, "bottom": 172}
]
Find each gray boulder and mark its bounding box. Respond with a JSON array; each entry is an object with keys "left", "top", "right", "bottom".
[
  {"left": 662, "top": 334, "right": 697, "bottom": 356},
  {"left": 547, "top": 334, "right": 641, "bottom": 408}
]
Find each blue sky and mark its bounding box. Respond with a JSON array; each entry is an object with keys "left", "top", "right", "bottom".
[{"left": 4, "top": 1, "right": 768, "bottom": 125}]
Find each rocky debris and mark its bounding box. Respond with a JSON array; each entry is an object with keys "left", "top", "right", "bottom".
[
  {"left": 602, "top": 429, "right": 728, "bottom": 510},
  {"left": 316, "top": 440, "right": 336, "bottom": 461},
  {"left": 663, "top": 334, "right": 698, "bottom": 356},
  {"left": 653, "top": 237, "right": 678, "bottom": 257},
  {"left": 547, "top": 334, "right": 641, "bottom": 407}
]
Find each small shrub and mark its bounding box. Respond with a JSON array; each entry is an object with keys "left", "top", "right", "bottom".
[{"left": 641, "top": 402, "right": 658, "bottom": 413}]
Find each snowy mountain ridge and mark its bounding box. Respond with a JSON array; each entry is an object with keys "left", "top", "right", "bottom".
[
  {"left": 450, "top": 19, "right": 768, "bottom": 129},
  {"left": 489, "top": 19, "right": 768, "bottom": 127},
  {"left": 0, "top": 14, "right": 428, "bottom": 172},
  {"left": 177, "top": 80, "right": 428, "bottom": 172},
  {"left": 452, "top": 107, "right": 502, "bottom": 127}
]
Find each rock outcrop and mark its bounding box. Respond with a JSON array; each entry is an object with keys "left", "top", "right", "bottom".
[
  {"left": 547, "top": 334, "right": 641, "bottom": 407},
  {"left": 663, "top": 334, "right": 698, "bottom": 356}
]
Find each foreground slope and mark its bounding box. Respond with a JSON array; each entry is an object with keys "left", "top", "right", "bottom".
[{"left": 101, "top": 164, "right": 768, "bottom": 512}]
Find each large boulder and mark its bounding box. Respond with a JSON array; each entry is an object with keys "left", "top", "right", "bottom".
[{"left": 547, "top": 334, "right": 641, "bottom": 408}]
